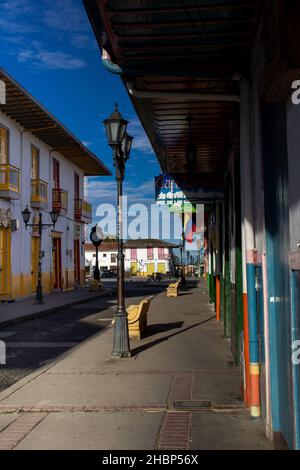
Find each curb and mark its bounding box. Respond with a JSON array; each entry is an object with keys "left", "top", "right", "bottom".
[{"left": 0, "top": 288, "right": 114, "bottom": 330}]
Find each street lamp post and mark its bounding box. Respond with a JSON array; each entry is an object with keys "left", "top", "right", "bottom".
[
  {"left": 180, "top": 211, "right": 186, "bottom": 286},
  {"left": 90, "top": 225, "right": 102, "bottom": 281},
  {"left": 22, "top": 207, "right": 59, "bottom": 304},
  {"left": 103, "top": 104, "right": 133, "bottom": 358}
]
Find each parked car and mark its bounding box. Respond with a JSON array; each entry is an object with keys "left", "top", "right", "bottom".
[{"left": 101, "top": 270, "right": 117, "bottom": 278}]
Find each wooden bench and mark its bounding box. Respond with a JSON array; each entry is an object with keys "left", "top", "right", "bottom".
[
  {"left": 89, "top": 279, "right": 101, "bottom": 291},
  {"left": 127, "top": 297, "right": 152, "bottom": 340},
  {"left": 112, "top": 297, "right": 152, "bottom": 340},
  {"left": 166, "top": 281, "right": 180, "bottom": 297}
]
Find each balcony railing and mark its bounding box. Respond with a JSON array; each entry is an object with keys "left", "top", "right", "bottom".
[
  {"left": 31, "top": 179, "right": 48, "bottom": 207},
  {"left": 0, "top": 164, "right": 20, "bottom": 198},
  {"left": 52, "top": 188, "right": 68, "bottom": 214},
  {"left": 74, "top": 198, "right": 92, "bottom": 223}
]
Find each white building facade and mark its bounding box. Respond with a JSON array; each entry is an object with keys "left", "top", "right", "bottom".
[
  {"left": 85, "top": 240, "right": 177, "bottom": 277},
  {"left": 0, "top": 69, "right": 110, "bottom": 300}
]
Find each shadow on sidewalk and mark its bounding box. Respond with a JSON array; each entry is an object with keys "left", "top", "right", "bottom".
[
  {"left": 132, "top": 316, "right": 215, "bottom": 356},
  {"left": 146, "top": 321, "right": 184, "bottom": 337}
]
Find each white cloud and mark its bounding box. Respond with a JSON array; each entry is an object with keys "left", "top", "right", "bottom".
[
  {"left": 2, "top": 0, "right": 37, "bottom": 16},
  {"left": 1, "top": 0, "right": 94, "bottom": 60},
  {"left": 2, "top": 35, "right": 25, "bottom": 45},
  {"left": 43, "top": 0, "right": 87, "bottom": 33},
  {"left": 125, "top": 179, "right": 154, "bottom": 198},
  {"left": 17, "top": 43, "right": 87, "bottom": 70},
  {"left": 86, "top": 179, "right": 117, "bottom": 201},
  {"left": 70, "top": 34, "right": 97, "bottom": 50},
  {"left": 0, "top": 18, "right": 39, "bottom": 34},
  {"left": 86, "top": 178, "right": 155, "bottom": 206},
  {"left": 127, "top": 118, "right": 155, "bottom": 155},
  {"left": 0, "top": 1, "right": 39, "bottom": 34}
]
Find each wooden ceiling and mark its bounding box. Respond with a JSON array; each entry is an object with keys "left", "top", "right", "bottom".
[
  {"left": 135, "top": 76, "right": 239, "bottom": 173},
  {"left": 84, "top": 0, "right": 259, "bottom": 176}
]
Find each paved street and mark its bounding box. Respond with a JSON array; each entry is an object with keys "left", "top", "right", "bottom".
[
  {"left": 0, "top": 281, "right": 166, "bottom": 392},
  {"left": 0, "top": 281, "right": 274, "bottom": 450}
]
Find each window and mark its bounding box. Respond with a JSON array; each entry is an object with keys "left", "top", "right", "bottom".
[
  {"left": 111, "top": 254, "right": 116, "bottom": 263},
  {"left": 0, "top": 126, "right": 8, "bottom": 164},
  {"left": 131, "top": 248, "right": 137, "bottom": 260},
  {"left": 31, "top": 146, "right": 40, "bottom": 179},
  {"left": 147, "top": 247, "right": 153, "bottom": 259},
  {"left": 158, "top": 247, "right": 164, "bottom": 259}
]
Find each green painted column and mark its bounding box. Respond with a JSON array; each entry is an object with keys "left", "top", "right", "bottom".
[
  {"left": 220, "top": 273, "right": 225, "bottom": 322},
  {"left": 224, "top": 260, "right": 231, "bottom": 338}
]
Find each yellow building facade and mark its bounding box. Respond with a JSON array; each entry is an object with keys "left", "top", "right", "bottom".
[{"left": 0, "top": 69, "right": 110, "bottom": 301}]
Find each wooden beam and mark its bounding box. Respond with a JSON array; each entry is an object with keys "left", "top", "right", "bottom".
[
  {"left": 112, "top": 18, "right": 253, "bottom": 29},
  {"left": 108, "top": 2, "right": 254, "bottom": 15}
]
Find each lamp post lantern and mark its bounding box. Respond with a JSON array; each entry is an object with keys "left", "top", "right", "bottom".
[
  {"left": 89, "top": 225, "right": 102, "bottom": 281},
  {"left": 22, "top": 207, "right": 59, "bottom": 304},
  {"left": 103, "top": 104, "right": 133, "bottom": 358}
]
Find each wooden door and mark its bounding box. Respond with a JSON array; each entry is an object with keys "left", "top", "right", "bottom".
[
  {"left": 74, "top": 172, "right": 80, "bottom": 200},
  {"left": 0, "top": 127, "right": 8, "bottom": 165},
  {"left": 31, "top": 237, "right": 39, "bottom": 292},
  {"left": 74, "top": 239, "right": 80, "bottom": 284},
  {"left": 0, "top": 227, "right": 10, "bottom": 295},
  {"left": 31, "top": 146, "right": 40, "bottom": 179},
  {"left": 157, "top": 263, "right": 166, "bottom": 274},
  {"left": 52, "top": 237, "right": 62, "bottom": 289},
  {"left": 0, "top": 228, "right": 6, "bottom": 294},
  {"left": 130, "top": 262, "right": 138, "bottom": 275},
  {"left": 147, "top": 263, "right": 154, "bottom": 275},
  {"left": 53, "top": 158, "right": 60, "bottom": 189}
]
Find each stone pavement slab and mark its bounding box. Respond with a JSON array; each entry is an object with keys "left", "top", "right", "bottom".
[
  {"left": 0, "top": 413, "right": 18, "bottom": 432},
  {"left": 15, "top": 411, "right": 163, "bottom": 450},
  {"left": 0, "top": 281, "right": 274, "bottom": 450},
  {"left": 193, "top": 370, "right": 242, "bottom": 406},
  {"left": 191, "top": 412, "right": 274, "bottom": 450},
  {"left": 0, "top": 371, "right": 172, "bottom": 408}
]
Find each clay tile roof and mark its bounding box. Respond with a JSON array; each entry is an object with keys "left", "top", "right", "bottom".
[{"left": 85, "top": 239, "right": 178, "bottom": 251}]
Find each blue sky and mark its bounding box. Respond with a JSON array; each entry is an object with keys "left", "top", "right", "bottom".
[{"left": 0, "top": 0, "right": 163, "bottom": 230}]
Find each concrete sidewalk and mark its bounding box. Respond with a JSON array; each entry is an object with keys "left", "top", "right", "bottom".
[
  {"left": 0, "top": 282, "right": 274, "bottom": 450},
  {"left": 0, "top": 287, "right": 113, "bottom": 329}
]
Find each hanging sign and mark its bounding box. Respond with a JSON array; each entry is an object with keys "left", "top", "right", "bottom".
[{"left": 155, "top": 174, "right": 223, "bottom": 211}]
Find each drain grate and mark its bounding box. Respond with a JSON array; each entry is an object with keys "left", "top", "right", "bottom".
[{"left": 173, "top": 400, "right": 212, "bottom": 410}]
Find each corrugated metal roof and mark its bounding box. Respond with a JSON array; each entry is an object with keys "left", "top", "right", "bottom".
[{"left": 0, "top": 68, "right": 111, "bottom": 177}]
